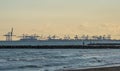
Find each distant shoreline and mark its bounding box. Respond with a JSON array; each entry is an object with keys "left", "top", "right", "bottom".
[{"left": 0, "top": 45, "right": 120, "bottom": 49}]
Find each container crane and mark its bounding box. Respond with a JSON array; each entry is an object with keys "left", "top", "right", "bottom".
[{"left": 4, "top": 28, "right": 15, "bottom": 41}]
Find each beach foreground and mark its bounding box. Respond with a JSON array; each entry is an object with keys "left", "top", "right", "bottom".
[{"left": 63, "top": 66, "right": 120, "bottom": 71}]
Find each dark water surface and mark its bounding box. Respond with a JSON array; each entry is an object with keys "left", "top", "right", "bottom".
[{"left": 0, "top": 49, "right": 120, "bottom": 71}]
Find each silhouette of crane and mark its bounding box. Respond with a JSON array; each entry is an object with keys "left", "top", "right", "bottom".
[{"left": 4, "top": 28, "right": 15, "bottom": 41}]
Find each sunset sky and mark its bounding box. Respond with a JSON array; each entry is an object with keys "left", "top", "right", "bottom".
[{"left": 0, "top": 0, "right": 120, "bottom": 40}]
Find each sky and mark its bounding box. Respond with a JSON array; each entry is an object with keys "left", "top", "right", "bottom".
[{"left": 0, "top": 0, "right": 120, "bottom": 40}]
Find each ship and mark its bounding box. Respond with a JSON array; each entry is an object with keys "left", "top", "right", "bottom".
[{"left": 0, "top": 28, "right": 120, "bottom": 47}]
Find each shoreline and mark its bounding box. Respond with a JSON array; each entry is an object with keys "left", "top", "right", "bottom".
[{"left": 62, "top": 66, "right": 120, "bottom": 71}]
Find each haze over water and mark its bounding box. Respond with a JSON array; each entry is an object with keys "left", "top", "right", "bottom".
[{"left": 0, "top": 0, "right": 120, "bottom": 40}]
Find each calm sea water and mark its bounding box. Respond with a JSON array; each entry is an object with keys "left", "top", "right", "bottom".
[{"left": 0, "top": 49, "right": 120, "bottom": 71}]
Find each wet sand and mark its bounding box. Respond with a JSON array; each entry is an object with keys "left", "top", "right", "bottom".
[{"left": 63, "top": 66, "right": 120, "bottom": 71}]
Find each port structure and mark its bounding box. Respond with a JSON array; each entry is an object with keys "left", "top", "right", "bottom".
[
  {"left": 3, "top": 28, "right": 112, "bottom": 41},
  {"left": 3, "top": 28, "right": 15, "bottom": 41},
  {"left": 17, "top": 34, "right": 40, "bottom": 41}
]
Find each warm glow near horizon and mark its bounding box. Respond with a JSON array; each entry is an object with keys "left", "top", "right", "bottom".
[{"left": 0, "top": 0, "right": 120, "bottom": 40}]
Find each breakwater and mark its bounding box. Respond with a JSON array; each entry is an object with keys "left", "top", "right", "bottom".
[{"left": 0, "top": 45, "right": 120, "bottom": 49}]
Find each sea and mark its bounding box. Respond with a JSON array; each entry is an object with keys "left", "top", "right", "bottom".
[{"left": 0, "top": 49, "right": 120, "bottom": 71}]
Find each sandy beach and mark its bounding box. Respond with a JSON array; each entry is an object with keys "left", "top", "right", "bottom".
[{"left": 62, "top": 66, "right": 120, "bottom": 71}]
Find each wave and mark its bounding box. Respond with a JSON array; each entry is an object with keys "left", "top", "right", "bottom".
[
  {"left": 18, "top": 65, "right": 42, "bottom": 68},
  {"left": 6, "top": 57, "right": 45, "bottom": 62},
  {"left": 0, "top": 59, "right": 7, "bottom": 63},
  {"left": 0, "top": 65, "right": 42, "bottom": 70}
]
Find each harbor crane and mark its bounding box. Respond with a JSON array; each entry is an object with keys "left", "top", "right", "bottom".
[{"left": 4, "top": 28, "right": 15, "bottom": 41}]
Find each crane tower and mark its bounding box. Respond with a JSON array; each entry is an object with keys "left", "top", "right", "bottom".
[{"left": 4, "top": 28, "right": 14, "bottom": 41}]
